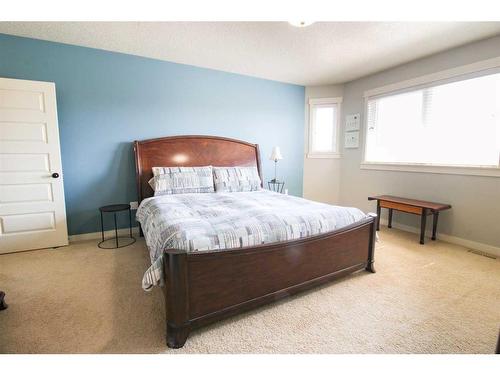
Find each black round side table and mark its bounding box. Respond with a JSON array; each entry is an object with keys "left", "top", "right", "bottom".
[
  {"left": 98, "top": 204, "right": 136, "bottom": 249},
  {"left": 268, "top": 180, "right": 285, "bottom": 193}
]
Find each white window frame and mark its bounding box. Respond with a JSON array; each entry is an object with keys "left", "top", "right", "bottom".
[
  {"left": 307, "top": 97, "right": 342, "bottom": 159},
  {"left": 360, "top": 56, "right": 500, "bottom": 178}
]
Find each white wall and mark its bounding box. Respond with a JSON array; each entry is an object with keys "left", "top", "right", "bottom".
[
  {"left": 304, "top": 35, "right": 500, "bottom": 249},
  {"left": 303, "top": 84, "right": 344, "bottom": 204}
]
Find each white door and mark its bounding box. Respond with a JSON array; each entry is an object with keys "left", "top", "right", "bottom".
[{"left": 0, "top": 77, "right": 68, "bottom": 253}]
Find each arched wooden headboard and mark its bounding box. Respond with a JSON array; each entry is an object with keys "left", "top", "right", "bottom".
[{"left": 133, "top": 135, "right": 262, "bottom": 202}]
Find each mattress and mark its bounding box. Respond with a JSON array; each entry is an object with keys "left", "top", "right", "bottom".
[{"left": 136, "top": 190, "right": 368, "bottom": 291}]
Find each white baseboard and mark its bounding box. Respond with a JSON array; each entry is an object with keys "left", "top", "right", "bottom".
[
  {"left": 379, "top": 218, "right": 500, "bottom": 258},
  {"left": 69, "top": 221, "right": 499, "bottom": 259},
  {"left": 69, "top": 227, "right": 140, "bottom": 243}
]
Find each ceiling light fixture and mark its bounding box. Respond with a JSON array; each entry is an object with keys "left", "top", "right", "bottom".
[{"left": 288, "top": 21, "right": 314, "bottom": 28}]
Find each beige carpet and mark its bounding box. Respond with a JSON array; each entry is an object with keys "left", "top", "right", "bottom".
[{"left": 0, "top": 228, "right": 499, "bottom": 354}]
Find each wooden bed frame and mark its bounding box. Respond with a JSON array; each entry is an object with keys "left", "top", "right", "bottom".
[{"left": 134, "top": 135, "right": 377, "bottom": 348}]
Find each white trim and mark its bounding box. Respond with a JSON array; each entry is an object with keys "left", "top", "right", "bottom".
[
  {"left": 67, "top": 222, "right": 500, "bottom": 258},
  {"left": 360, "top": 162, "right": 500, "bottom": 177},
  {"left": 363, "top": 56, "right": 500, "bottom": 98},
  {"left": 309, "top": 97, "right": 343, "bottom": 105},
  {"left": 307, "top": 153, "right": 342, "bottom": 159},
  {"left": 379, "top": 218, "right": 500, "bottom": 258},
  {"left": 69, "top": 227, "right": 140, "bottom": 243}
]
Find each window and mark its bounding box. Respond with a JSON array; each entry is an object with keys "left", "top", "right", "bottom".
[
  {"left": 308, "top": 97, "right": 342, "bottom": 158},
  {"left": 363, "top": 68, "right": 500, "bottom": 175}
]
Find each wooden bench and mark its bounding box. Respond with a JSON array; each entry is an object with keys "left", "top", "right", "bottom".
[{"left": 368, "top": 195, "right": 451, "bottom": 244}]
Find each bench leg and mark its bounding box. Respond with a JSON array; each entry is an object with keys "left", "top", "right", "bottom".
[
  {"left": 388, "top": 208, "right": 393, "bottom": 228},
  {"left": 432, "top": 211, "right": 439, "bottom": 240},
  {"left": 376, "top": 201, "right": 381, "bottom": 231},
  {"left": 420, "top": 209, "right": 427, "bottom": 245}
]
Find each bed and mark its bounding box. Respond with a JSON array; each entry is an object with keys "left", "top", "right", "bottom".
[{"left": 134, "top": 135, "right": 377, "bottom": 348}]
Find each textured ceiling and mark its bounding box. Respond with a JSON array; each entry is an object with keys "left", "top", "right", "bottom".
[{"left": 1, "top": 22, "right": 500, "bottom": 86}]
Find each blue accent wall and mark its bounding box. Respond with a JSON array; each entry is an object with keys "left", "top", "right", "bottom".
[{"left": 0, "top": 34, "right": 305, "bottom": 235}]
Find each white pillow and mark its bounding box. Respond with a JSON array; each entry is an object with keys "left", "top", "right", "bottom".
[
  {"left": 213, "top": 166, "right": 261, "bottom": 192},
  {"left": 149, "top": 166, "right": 214, "bottom": 195}
]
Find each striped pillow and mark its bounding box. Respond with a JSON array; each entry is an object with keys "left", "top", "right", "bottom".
[
  {"left": 150, "top": 166, "right": 214, "bottom": 195},
  {"left": 213, "top": 166, "right": 262, "bottom": 192}
]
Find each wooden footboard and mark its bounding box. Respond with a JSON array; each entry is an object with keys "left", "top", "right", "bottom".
[{"left": 163, "top": 214, "right": 377, "bottom": 348}]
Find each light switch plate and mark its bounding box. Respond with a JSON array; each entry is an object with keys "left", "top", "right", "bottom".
[
  {"left": 130, "top": 201, "right": 138, "bottom": 210},
  {"left": 345, "top": 113, "right": 361, "bottom": 132},
  {"left": 344, "top": 131, "right": 360, "bottom": 149}
]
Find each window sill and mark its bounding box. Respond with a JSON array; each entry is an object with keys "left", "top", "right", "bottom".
[
  {"left": 307, "top": 153, "right": 342, "bottom": 159},
  {"left": 360, "top": 162, "right": 500, "bottom": 177}
]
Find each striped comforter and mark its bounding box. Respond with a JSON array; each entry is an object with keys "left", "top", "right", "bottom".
[{"left": 136, "top": 190, "right": 367, "bottom": 291}]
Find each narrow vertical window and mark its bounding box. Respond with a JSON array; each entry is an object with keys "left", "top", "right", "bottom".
[{"left": 308, "top": 97, "right": 342, "bottom": 158}]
